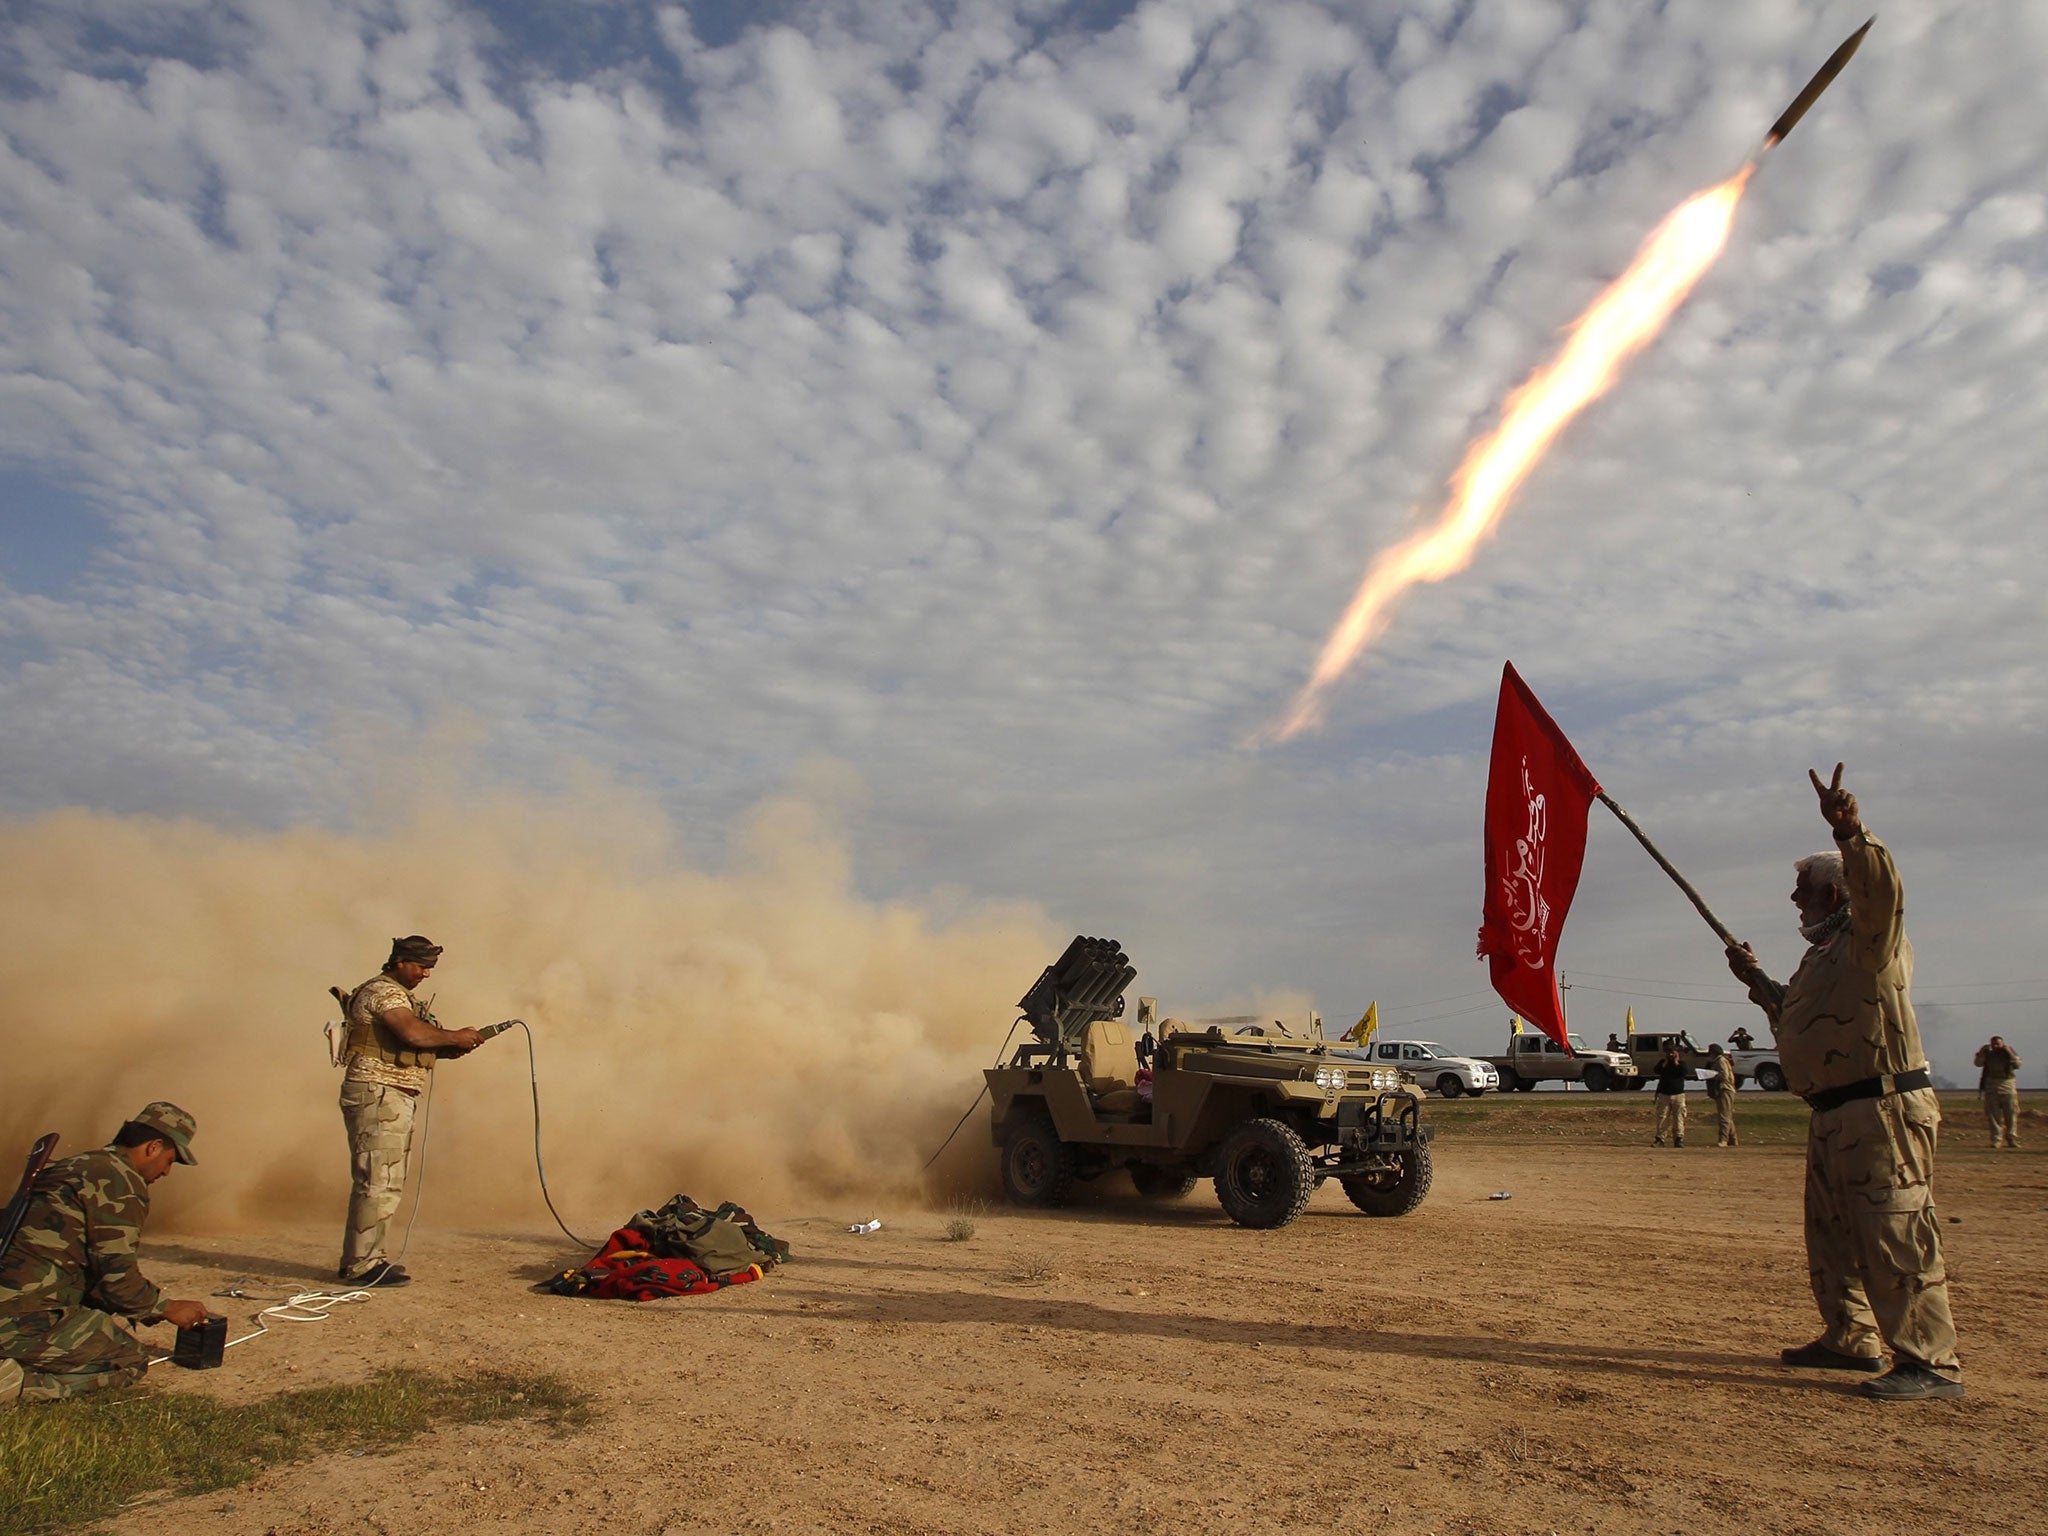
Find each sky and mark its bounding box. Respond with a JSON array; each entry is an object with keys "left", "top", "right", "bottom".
[{"left": 4, "top": 0, "right": 2045, "bottom": 1089}]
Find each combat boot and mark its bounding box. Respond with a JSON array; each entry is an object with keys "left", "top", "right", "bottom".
[
  {"left": 1780, "top": 1340, "right": 1884, "bottom": 1372},
  {"left": 1858, "top": 1361, "right": 1964, "bottom": 1400},
  {"left": 338, "top": 1260, "right": 412, "bottom": 1289}
]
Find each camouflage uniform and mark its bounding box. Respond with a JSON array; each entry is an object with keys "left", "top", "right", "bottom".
[
  {"left": 0, "top": 1149, "right": 162, "bottom": 1403},
  {"left": 1742, "top": 828, "right": 1960, "bottom": 1378},
  {"left": 1975, "top": 1042, "right": 2022, "bottom": 1149},
  {"left": 1708, "top": 1053, "right": 1740, "bottom": 1146},
  {"left": 338, "top": 973, "right": 433, "bottom": 1279}
]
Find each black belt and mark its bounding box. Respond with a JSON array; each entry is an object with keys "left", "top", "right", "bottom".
[{"left": 1803, "top": 1068, "right": 1931, "bottom": 1113}]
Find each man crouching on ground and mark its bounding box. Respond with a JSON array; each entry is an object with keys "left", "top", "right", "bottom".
[
  {"left": 1, "top": 1104, "right": 212, "bottom": 1406},
  {"left": 337, "top": 934, "right": 483, "bottom": 1288},
  {"left": 1725, "top": 764, "right": 1963, "bottom": 1401}
]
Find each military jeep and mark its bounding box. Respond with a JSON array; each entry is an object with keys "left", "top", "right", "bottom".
[{"left": 986, "top": 937, "right": 1433, "bottom": 1228}]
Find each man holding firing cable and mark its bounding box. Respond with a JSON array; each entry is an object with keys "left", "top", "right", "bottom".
[{"left": 336, "top": 935, "right": 484, "bottom": 1288}]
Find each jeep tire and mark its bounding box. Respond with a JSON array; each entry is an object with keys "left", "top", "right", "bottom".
[
  {"left": 1754, "top": 1062, "right": 1787, "bottom": 1093},
  {"left": 1000, "top": 1110, "right": 1076, "bottom": 1208},
  {"left": 1437, "top": 1074, "right": 1464, "bottom": 1099},
  {"left": 1341, "top": 1139, "right": 1434, "bottom": 1218},
  {"left": 1212, "top": 1117, "right": 1315, "bottom": 1229}
]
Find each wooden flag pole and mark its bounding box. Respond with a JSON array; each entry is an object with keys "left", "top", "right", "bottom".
[{"left": 1594, "top": 790, "right": 1743, "bottom": 951}]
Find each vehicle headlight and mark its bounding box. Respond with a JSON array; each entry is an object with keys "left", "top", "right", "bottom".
[
  {"left": 1374, "top": 1068, "right": 1400, "bottom": 1091},
  {"left": 1314, "top": 1065, "right": 1347, "bottom": 1090}
]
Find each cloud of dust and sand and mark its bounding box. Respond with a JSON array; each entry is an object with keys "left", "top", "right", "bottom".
[{"left": 0, "top": 770, "right": 1062, "bottom": 1240}]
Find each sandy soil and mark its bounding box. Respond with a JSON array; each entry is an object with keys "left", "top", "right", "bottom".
[{"left": 99, "top": 1094, "right": 2046, "bottom": 1536}]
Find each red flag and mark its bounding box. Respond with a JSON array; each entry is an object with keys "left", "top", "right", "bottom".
[{"left": 1477, "top": 662, "right": 1601, "bottom": 1050}]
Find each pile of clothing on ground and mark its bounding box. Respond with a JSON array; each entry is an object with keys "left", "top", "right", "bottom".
[{"left": 541, "top": 1194, "right": 791, "bottom": 1300}]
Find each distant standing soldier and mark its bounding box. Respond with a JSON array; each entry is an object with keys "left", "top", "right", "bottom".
[
  {"left": 336, "top": 935, "right": 483, "bottom": 1287},
  {"left": 1726, "top": 764, "right": 1963, "bottom": 1400},
  {"left": 1651, "top": 1043, "right": 1690, "bottom": 1147},
  {"left": 1974, "top": 1036, "right": 2023, "bottom": 1149},
  {"left": 1728, "top": 1025, "right": 1756, "bottom": 1051},
  {"left": 1, "top": 1104, "right": 212, "bottom": 1406},
  {"left": 1706, "top": 1043, "right": 1740, "bottom": 1147}
]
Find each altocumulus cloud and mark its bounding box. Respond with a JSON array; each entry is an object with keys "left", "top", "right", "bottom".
[{"left": 2, "top": 0, "right": 2045, "bottom": 1069}]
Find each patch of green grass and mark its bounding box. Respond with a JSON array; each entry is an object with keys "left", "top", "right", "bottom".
[{"left": 0, "top": 1368, "right": 591, "bottom": 1534}]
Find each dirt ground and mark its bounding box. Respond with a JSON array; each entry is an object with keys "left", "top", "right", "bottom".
[{"left": 101, "top": 1093, "right": 2045, "bottom": 1536}]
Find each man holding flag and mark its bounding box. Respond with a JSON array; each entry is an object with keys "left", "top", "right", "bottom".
[
  {"left": 1725, "top": 765, "right": 1962, "bottom": 1401},
  {"left": 1477, "top": 665, "right": 1962, "bottom": 1400}
]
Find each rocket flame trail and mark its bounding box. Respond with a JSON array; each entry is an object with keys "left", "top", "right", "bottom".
[{"left": 1270, "top": 163, "right": 1757, "bottom": 742}]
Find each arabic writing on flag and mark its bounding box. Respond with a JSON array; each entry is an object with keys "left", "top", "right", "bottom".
[{"left": 1477, "top": 663, "right": 1601, "bottom": 1050}]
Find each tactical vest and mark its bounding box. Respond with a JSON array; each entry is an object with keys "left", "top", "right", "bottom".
[{"left": 344, "top": 977, "right": 438, "bottom": 1072}]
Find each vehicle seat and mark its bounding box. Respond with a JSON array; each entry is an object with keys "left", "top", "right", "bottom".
[{"left": 1079, "top": 1019, "right": 1144, "bottom": 1113}]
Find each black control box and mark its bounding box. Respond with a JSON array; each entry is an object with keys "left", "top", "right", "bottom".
[{"left": 172, "top": 1315, "right": 226, "bottom": 1370}]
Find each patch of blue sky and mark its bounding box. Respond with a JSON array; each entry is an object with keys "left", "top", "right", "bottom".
[
  {"left": 447, "top": 564, "right": 527, "bottom": 620},
  {"left": 1027, "top": 1, "right": 1146, "bottom": 46},
  {"left": 0, "top": 1, "right": 248, "bottom": 99},
  {"left": 463, "top": 0, "right": 1149, "bottom": 125},
  {"left": 0, "top": 467, "right": 113, "bottom": 597},
  {"left": 457, "top": 0, "right": 789, "bottom": 125},
  {"left": 464, "top": 0, "right": 689, "bottom": 81}
]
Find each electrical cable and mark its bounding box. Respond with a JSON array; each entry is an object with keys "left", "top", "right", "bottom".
[
  {"left": 221, "top": 1289, "right": 371, "bottom": 1349},
  {"left": 391, "top": 1069, "right": 433, "bottom": 1264},
  {"left": 920, "top": 1020, "right": 1022, "bottom": 1173},
  {"left": 380, "top": 1019, "right": 600, "bottom": 1272},
  {"left": 144, "top": 1286, "right": 372, "bottom": 1370},
  {"left": 509, "top": 1020, "right": 601, "bottom": 1249}
]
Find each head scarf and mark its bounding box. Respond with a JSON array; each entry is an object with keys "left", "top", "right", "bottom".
[{"left": 387, "top": 934, "right": 444, "bottom": 967}]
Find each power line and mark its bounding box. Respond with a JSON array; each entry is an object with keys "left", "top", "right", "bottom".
[
  {"left": 1382, "top": 988, "right": 1499, "bottom": 1013},
  {"left": 1390, "top": 1002, "right": 1507, "bottom": 1027},
  {"left": 1568, "top": 982, "right": 2048, "bottom": 1010},
  {"left": 1564, "top": 968, "right": 2048, "bottom": 995},
  {"left": 1567, "top": 983, "right": 1750, "bottom": 1007},
  {"left": 1918, "top": 995, "right": 2048, "bottom": 1008},
  {"left": 1565, "top": 970, "right": 1745, "bottom": 991}
]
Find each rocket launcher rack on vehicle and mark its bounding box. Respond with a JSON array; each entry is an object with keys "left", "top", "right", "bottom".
[{"left": 1015, "top": 934, "right": 1138, "bottom": 1052}]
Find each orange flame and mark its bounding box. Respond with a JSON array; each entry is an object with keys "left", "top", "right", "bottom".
[{"left": 1271, "top": 163, "right": 1756, "bottom": 741}]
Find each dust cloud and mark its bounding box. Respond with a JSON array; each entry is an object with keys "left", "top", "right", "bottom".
[{"left": 0, "top": 772, "right": 1064, "bottom": 1244}]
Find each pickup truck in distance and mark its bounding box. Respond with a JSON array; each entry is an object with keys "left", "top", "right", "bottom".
[
  {"left": 1625, "top": 1030, "right": 1786, "bottom": 1092},
  {"left": 1478, "top": 1031, "right": 1640, "bottom": 1093},
  {"left": 1338, "top": 1039, "right": 1501, "bottom": 1098}
]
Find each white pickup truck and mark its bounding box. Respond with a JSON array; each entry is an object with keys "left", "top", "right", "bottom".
[
  {"left": 1337, "top": 1039, "right": 1501, "bottom": 1098},
  {"left": 1477, "top": 1031, "right": 1641, "bottom": 1092}
]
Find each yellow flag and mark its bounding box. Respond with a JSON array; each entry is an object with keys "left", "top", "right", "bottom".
[
  {"left": 1625, "top": 1007, "right": 1636, "bottom": 1037},
  {"left": 1345, "top": 1002, "right": 1378, "bottom": 1046},
  {"left": 1511, "top": 1015, "right": 1524, "bottom": 1035}
]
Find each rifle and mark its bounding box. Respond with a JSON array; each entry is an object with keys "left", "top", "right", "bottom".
[{"left": 1, "top": 1133, "right": 59, "bottom": 1267}]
